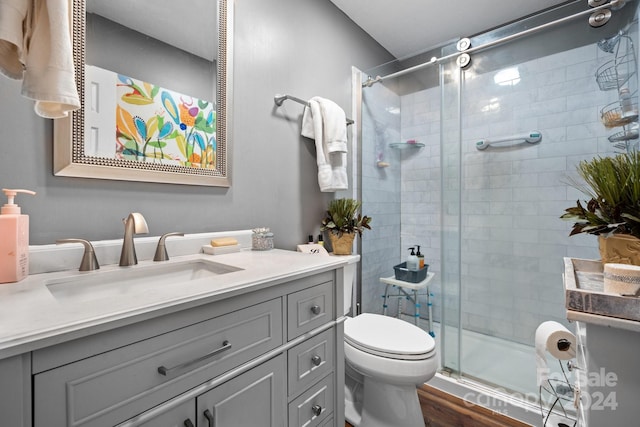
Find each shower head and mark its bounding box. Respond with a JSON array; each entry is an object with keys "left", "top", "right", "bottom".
[{"left": 598, "top": 32, "right": 622, "bottom": 53}]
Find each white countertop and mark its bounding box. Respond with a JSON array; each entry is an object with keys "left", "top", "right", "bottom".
[{"left": 0, "top": 248, "right": 357, "bottom": 360}]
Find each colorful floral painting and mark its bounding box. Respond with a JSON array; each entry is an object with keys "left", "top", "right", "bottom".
[{"left": 115, "top": 74, "right": 216, "bottom": 168}]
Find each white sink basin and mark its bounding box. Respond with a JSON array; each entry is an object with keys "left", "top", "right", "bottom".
[{"left": 45, "top": 259, "right": 243, "bottom": 301}]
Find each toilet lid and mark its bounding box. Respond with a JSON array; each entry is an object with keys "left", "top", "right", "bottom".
[{"left": 345, "top": 313, "right": 436, "bottom": 360}]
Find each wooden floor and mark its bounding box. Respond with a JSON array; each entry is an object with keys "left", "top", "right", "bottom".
[{"left": 344, "top": 383, "right": 531, "bottom": 427}]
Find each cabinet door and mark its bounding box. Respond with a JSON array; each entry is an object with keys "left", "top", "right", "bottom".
[
  {"left": 136, "top": 400, "right": 196, "bottom": 427},
  {"left": 197, "top": 355, "right": 285, "bottom": 427}
]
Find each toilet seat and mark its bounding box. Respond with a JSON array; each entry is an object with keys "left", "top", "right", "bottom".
[{"left": 344, "top": 313, "right": 435, "bottom": 360}]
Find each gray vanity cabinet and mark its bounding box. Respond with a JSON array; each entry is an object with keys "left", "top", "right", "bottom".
[
  {"left": 0, "top": 353, "right": 31, "bottom": 426},
  {"left": 25, "top": 269, "right": 344, "bottom": 427}
]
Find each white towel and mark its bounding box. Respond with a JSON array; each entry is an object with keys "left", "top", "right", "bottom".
[
  {"left": 301, "top": 97, "right": 348, "bottom": 192},
  {"left": 301, "top": 96, "right": 347, "bottom": 153},
  {"left": 0, "top": 0, "right": 80, "bottom": 118},
  {"left": 0, "top": 0, "right": 29, "bottom": 79}
]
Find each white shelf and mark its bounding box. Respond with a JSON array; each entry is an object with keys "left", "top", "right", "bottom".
[{"left": 380, "top": 271, "right": 435, "bottom": 290}]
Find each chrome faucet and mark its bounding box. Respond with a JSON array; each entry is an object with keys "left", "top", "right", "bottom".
[{"left": 119, "top": 212, "right": 149, "bottom": 266}]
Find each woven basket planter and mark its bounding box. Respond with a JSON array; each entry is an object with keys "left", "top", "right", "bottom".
[
  {"left": 328, "top": 232, "right": 355, "bottom": 255},
  {"left": 599, "top": 234, "right": 640, "bottom": 265}
]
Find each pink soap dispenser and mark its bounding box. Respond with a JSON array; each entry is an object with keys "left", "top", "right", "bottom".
[{"left": 0, "top": 188, "right": 36, "bottom": 283}]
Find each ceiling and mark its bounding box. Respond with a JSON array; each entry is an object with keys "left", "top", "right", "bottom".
[{"left": 328, "top": 0, "right": 570, "bottom": 59}]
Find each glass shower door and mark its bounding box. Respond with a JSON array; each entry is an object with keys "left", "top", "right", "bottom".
[{"left": 445, "top": 22, "right": 621, "bottom": 396}]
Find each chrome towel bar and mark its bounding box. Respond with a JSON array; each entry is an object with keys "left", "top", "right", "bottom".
[{"left": 274, "top": 94, "right": 354, "bottom": 125}]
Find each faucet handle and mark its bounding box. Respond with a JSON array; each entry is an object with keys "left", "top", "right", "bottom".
[
  {"left": 56, "top": 238, "right": 100, "bottom": 271},
  {"left": 154, "top": 232, "right": 184, "bottom": 262}
]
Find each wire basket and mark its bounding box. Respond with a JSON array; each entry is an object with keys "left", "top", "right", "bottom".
[
  {"left": 595, "top": 36, "right": 637, "bottom": 91},
  {"left": 601, "top": 100, "right": 638, "bottom": 128},
  {"left": 596, "top": 56, "right": 636, "bottom": 91},
  {"left": 608, "top": 126, "right": 639, "bottom": 143},
  {"left": 539, "top": 360, "right": 577, "bottom": 427}
]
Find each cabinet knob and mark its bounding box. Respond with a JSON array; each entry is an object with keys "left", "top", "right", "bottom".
[
  {"left": 311, "top": 355, "right": 322, "bottom": 366},
  {"left": 310, "top": 305, "right": 321, "bottom": 315},
  {"left": 311, "top": 404, "right": 323, "bottom": 417},
  {"left": 184, "top": 419, "right": 195, "bottom": 427}
]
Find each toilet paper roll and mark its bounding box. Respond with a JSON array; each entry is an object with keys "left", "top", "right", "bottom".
[{"left": 535, "top": 321, "right": 576, "bottom": 386}]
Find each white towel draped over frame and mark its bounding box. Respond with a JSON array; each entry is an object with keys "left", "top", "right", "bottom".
[
  {"left": 0, "top": 0, "right": 80, "bottom": 118},
  {"left": 301, "top": 96, "right": 348, "bottom": 192}
]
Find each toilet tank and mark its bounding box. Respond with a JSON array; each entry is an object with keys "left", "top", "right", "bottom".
[{"left": 339, "top": 255, "right": 360, "bottom": 315}]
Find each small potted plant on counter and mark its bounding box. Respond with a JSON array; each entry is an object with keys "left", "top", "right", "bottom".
[
  {"left": 321, "top": 198, "right": 372, "bottom": 255},
  {"left": 561, "top": 151, "right": 640, "bottom": 265}
]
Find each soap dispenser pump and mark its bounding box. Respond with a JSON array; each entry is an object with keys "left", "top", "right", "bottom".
[
  {"left": 407, "top": 247, "right": 419, "bottom": 272},
  {"left": 0, "top": 188, "right": 36, "bottom": 283},
  {"left": 416, "top": 245, "right": 425, "bottom": 269}
]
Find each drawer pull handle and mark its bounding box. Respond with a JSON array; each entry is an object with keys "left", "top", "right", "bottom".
[
  {"left": 311, "top": 305, "right": 322, "bottom": 315},
  {"left": 157, "top": 340, "right": 232, "bottom": 376},
  {"left": 184, "top": 419, "right": 195, "bottom": 427},
  {"left": 311, "top": 404, "right": 323, "bottom": 417},
  {"left": 203, "top": 409, "right": 214, "bottom": 426},
  {"left": 311, "top": 355, "right": 322, "bottom": 366}
]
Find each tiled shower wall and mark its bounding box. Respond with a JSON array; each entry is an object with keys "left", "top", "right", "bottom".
[{"left": 362, "top": 41, "right": 625, "bottom": 345}]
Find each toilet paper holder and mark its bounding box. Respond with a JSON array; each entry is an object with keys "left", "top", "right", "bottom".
[
  {"left": 557, "top": 338, "right": 572, "bottom": 352},
  {"left": 566, "top": 360, "right": 582, "bottom": 372}
]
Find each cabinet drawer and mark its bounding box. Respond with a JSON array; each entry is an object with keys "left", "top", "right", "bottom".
[
  {"left": 34, "top": 298, "right": 283, "bottom": 427},
  {"left": 320, "top": 415, "right": 334, "bottom": 426},
  {"left": 288, "top": 328, "right": 335, "bottom": 398},
  {"left": 288, "top": 374, "right": 334, "bottom": 427},
  {"left": 287, "top": 281, "right": 334, "bottom": 340}
]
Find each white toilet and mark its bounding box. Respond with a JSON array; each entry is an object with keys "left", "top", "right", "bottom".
[{"left": 341, "top": 258, "right": 437, "bottom": 427}]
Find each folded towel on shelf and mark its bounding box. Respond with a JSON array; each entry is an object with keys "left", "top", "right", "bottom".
[
  {"left": 0, "top": 0, "right": 80, "bottom": 118},
  {"left": 301, "top": 96, "right": 349, "bottom": 192}
]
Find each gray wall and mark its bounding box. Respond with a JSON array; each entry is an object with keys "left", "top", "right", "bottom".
[
  {"left": 87, "top": 14, "right": 215, "bottom": 101},
  {"left": 0, "top": 0, "right": 393, "bottom": 247}
]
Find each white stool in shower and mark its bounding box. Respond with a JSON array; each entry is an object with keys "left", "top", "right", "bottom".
[{"left": 380, "top": 272, "right": 435, "bottom": 337}]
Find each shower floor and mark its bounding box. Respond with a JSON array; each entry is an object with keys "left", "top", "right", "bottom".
[{"left": 402, "top": 315, "right": 571, "bottom": 397}]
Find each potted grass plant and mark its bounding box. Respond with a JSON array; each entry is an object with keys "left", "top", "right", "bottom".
[
  {"left": 561, "top": 151, "right": 640, "bottom": 265},
  {"left": 321, "top": 198, "right": 372, "bottom": 255}
]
